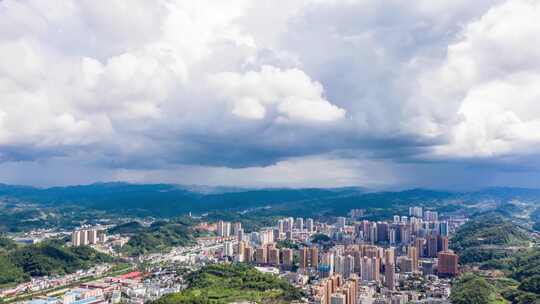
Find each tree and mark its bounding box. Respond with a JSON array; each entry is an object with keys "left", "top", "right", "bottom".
[{"left": 519, "top": 275, "right": 540, "bottom": 294}]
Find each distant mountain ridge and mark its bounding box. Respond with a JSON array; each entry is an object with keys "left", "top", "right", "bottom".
[{"left": 0, "top": 182, "right": 539, "bottom": 218}]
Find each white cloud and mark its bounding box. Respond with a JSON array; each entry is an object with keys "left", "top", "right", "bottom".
[
  {"left": 211, "top": 65, "right": 345, "bottom": 122},
  {"left": 412, "top": 0, "right": 540, "bottom": 158},
  {"left": 0, "top": 0, "right": 540, "bottom": 188}
]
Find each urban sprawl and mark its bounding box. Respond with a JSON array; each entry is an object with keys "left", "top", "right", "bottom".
[{"left": 1, "top": 207, "right": 466, "bottom": 304}]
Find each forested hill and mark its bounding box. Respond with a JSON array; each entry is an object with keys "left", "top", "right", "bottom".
[
  {"left": 0, "top": 238, "right": 112, "bottom": 285},
  {"left": 153, "top": 263, "right": 304, "bottom": 303},
  {"left": 452, "top": 214, "right": 530, "bottom": 251},
  {"left": 0, "top": 183, "right": 364, "bottom": 216},
  {"left": 1, "top": 183, "right": 540, "bottom": 219}
]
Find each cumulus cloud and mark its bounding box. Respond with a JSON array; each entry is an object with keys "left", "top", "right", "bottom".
[
  {"left": 211, "top": 65, "right": 345, "bottom": 122},
  {"left": 0, "top": 0, "right": 539, "bottom": 188},
  {"left": 413, "top": 0, "right": 540, "bottom": 158}
]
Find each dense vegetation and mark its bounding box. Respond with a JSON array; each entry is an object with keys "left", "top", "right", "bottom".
[
  {"left": 452, "top": 215, "right": 529, "bottom": 251},
  {"left": 153, "top": 263, "right": 304, "bottom": 304},
  {"left": 0, "top": 236, "right": 18, "bottom": 253},
  {"left": 107, "top": 221, "right": 145, "bottom": 235},
  {"left": 450, "top": 274, "right": 500, "bottom": 304},
  {"left": 0, "top": 240, "right": 112, "bottom": 285},
  {"left": 276, "top": 239, "right": 300, "bottom": 250},
  {"left": 0, "top": 254, "right": 27, "bottom": 284},
  {"left": 311, "top": 234, "right": 331, "bottom": 244},
  {"left": 120, "top": 217, "right": 196, "bottom": 256},
  {"left": 450, "top": 208, "right": 540, "bottom": 304},
  {"left": 451, "top": 214, "right": 529, "bottom": 266}
]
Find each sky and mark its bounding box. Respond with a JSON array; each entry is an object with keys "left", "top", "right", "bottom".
[{"left": 1, "top": 0, "right": 540, "bottom": 189}]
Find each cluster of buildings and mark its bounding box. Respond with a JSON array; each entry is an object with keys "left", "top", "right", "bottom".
[
  {"left": 21, "top": 270, "right": 186, "bottom": 304},
  {"left": 1, "top": 265, "right": 111, "bottom": 300},
  {"left": 72, "top": 228, "right": 107, "bottom": 246},
  {"left": 9, "top": 206, "right": 462, "bottom": 304},
  {"left": 313, "top": 274, "right": 359, "bottom": 304},
  {"left": 218, "top": 207, "right": 461, "bottom": 303}
]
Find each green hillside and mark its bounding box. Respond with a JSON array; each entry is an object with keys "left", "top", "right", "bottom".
[
  {"left": 153, "top": 263, "right": 304, "bottom": 304},
  {"left": 452, "top": 215, "right": 529, "bottom": 250},
  {"left": 450, "top": 273, "right": 505, "bottom": 304},
  {"left": 107, "top": 221, "right": 145, "bottom": 235},
  {"left": 0, "top": 241, "right": 112, "bottom": 285},
  {"left": 120, "top": 217, "right": 196, "bottom": 256}
]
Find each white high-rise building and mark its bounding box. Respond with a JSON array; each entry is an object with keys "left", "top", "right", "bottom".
[
  {"left": 72, "top": 231, "right": 81, "bottom": 246},
  {"left": 223, "top": 241, "right": 234, "bottom": 257},
  {"left": 72, "top": 228, "right": 106, "bottom": 246},
  {"left": 336, "top": 217, "right": 346, "bottom": 228},
  {"left": 334, "top": 254, "right": 345, "bottom": 277},
  {"left": 260, "top": 229, "right": 274, "bottom": 245},
  {"left": 306, "top": 218, "right": 314, "bottom": 232},
  {"left": 98, "top": 231, "right": 107, "bottom": 243},
  {"left": 344, "top": 255, "right": 355, "bottom": 279},
  {"left": 87, "top": 229, "right": 98, "bottom": 244},
  {"left": 277, "top": 219, "right": 285, "bottom": 234},
  {"left": 409, "top": 206, "right": 423, "bottom": 218},
  {"left": 285, "top": 217, "right": 294, "bottom": 232},
  {"left": 296, "top": 217, "right": 304, "bottom": 231},
  {"left": 237, "top": 228, "right": 244, "bottom": 241},
  {"left": 360, "top": 256, "right": 379, "bottom": 281},
  {"left": 423, "top": 211, "right": 438, "bottom": 222},
  {"left": 232, "top": 222, "right": 242, "bottom": 235},
  {"left": 80, "top": 230, "right": 88, "bottom": 245},
  {"left": 217, "top": 221, "right": 231, "bottom": 237}
]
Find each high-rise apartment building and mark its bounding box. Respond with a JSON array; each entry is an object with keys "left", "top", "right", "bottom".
[
  {"left": 306, "top": 218, "right": 314, "bottom": 232},
  {"left": 426, "top": 234, "right": 438, "bottom": 257},
  {"left": 399, "top": 256, "right": 414, "bottom": 273},
  {"left": 72, "top": 230, "right": 81, "bottom": 246},
  {"left": 268, "top": 248, "right": 280, "bottom": 266},
  {"left": 223, "top": 241, "right": 234, "bottom": 257},
  {"left": 377, "top": 222, "right": 389, "bottom": 243},
  {"left": 232, "top": 222, "right": 242, "bottom": 235},
  {"left": 87, "top": 229, "right": 98, "bottom": 244},
  {"left": 336, "top": 217, "right": 346, "bottom": 228},
  {"left": 407, "top": 245, "right": 418, "bottom": 272},
  {"left": 409, "top": 206, "right": 423, "bottom": 218},
  {"left": 438, "top": 251, "right": 459, "bottom": 277},
  {"left": 217, "top": 221, "right": 231, "bottom": 237},
  {"left": 439, "top": 221, "right": 449, "bottom": 236},
  {"left": 277, "top": 219, "right": 285, "bottom": 234},
  {"left": 385, "top": 262, "right": 395, "bottom": 290},
  {"left": 360, "top": 256, "right": 380, "bottom": 281},
  {"left": 423, "top": 211, "right": 438, "bottom": 222},
  {"left": 282, "top": 248, "right": 294, "bottom": 268},
  {"left": 255, "top": 247, "right": 267, "bottom": 264},
  {"left": 415, "top": 238, "right": 425, "bottom": 258},
  {"left": 299, "top": 247, "right": 309, "bottom": 269},
  {"left": 311, "top": 246, "right": 319, "bottom": 268},
  {"left": 244, "top": 246, "right": 254, "bottom": 263},
  {"left": 237, "top": 241, "right": 245, "bottom": 262},
  {"left": 296, "top": 217, "right": 304, "bottom": 231},
  {"left": 260, "top": 229, "right": 274, "bottom": 245},
  {"left": 343, "top": 255, "right": 355, "bottom": 279},
  {"left": 349, "top": 209, "right": 364, "bottom": 219}
]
